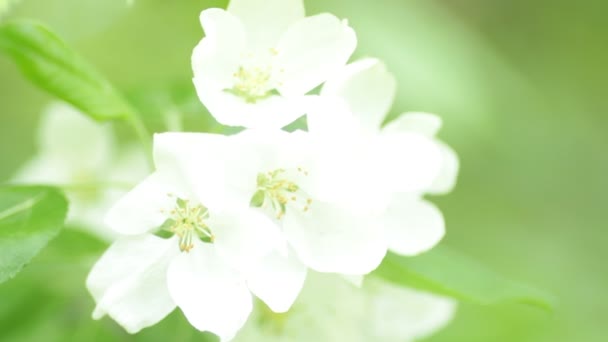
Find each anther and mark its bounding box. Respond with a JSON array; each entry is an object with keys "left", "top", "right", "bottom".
[
  {"left": 253, "top": 168, "right": 313, "bottom": 219},
  {"left": 161, "top": 198, "right": 214, "bottom": 252}
]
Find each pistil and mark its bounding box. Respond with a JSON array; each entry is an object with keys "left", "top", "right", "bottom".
[
  {"left": 161, "top": 196, "right": 214, "bottom": 252},
  {"left": 252, "top": 168, "right": 312, "bottom": 219}
]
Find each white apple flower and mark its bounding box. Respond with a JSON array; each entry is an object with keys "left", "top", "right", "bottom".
[
  {"left": 12, "top": 102, "right": 148, "bottom": 240},
  {"left": 234, "top": 273, "right": 456, "bottom": 342},
  {"left": 192, "top": 0, "right": 357, "bottom": 129},
  {"left": 87, "top": 133, "right": 307, "bottom": 341},
  {"left": 156, "top": 130, "right": 387, "bottom": 276},
  {"left": 364, "top": 278, "right": 457, "bottom": 341},
  {"left": 308, "top": 58, "right": 459, "bottom": 256}
]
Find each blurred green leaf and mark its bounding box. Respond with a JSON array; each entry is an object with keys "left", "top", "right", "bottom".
[
  {"left": 0, "top": 185, "right": 68, "bottom": 283},
  {"left": 373, "top": 245, "right": 555, "bottom": 311},
  {"left": 126, "top": 81, "right": 221, "bottom": 132},
  {"left": 125, "top": 82, "right": 244, "bottom": 135},
  {"left": 0, "top": 20, "right": 133, "bottom": 121}
]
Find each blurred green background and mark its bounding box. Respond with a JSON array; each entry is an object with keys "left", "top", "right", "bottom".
[{"left": 1, "top": 0, "right": 606, "bottom": 341}]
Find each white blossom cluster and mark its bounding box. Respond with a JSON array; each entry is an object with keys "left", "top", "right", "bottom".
[
  {"left": 28, "top": 0, "right": 460, "bottom": 340},
  {"left": 14, "top": 102, "right": 148, "bottom": 240}
]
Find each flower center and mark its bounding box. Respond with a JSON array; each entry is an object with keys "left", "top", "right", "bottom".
[
  {"left": 230, "top": 66, "right": 274, "bottom": 102},
  {"left": 251, "top": 168, "right": 312, "bottom": 220},
  {"left": 226, "top": 49, "right": 283, "bottom": 103},
  {"left": 160, "top": 195, "right": 214, "bottom": 252}
]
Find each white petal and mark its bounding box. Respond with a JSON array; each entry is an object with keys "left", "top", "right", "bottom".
[
  {"left": 299, "top": 133, "right": 391, "bottom": 214},
  {"left": 227, "top": 0, "right": 304, "bottom": 49},
  {"left": 383, "top": 112, "right": 443, "bottom": 136},
  {"left": 382, "top": 195, "right": 445, "bottom": 256},
  {"left": 14, "top": 156, "right": 115, "bottom": 238},
  {"left": 382, "top": 112, "right": 458, "bottom": 195},
  {"left": 86, "top": 235, "right": 177, "bottom": 333},
  {"left": 154, "top": 132, "right": 259, "bottom": 210},
  {"left": 245, "top": 250, "right": 307, "bottom": 313},
  {"left": 306, "top": 95, "right": 364, "bottom": 137},
  {"left": 321, "top": 58, "right": 396, "bottom": 133},
  {"left": 193, "top": 8, "right": 247, "bottom": 89},
  {"left": 234, "top": 129, "right": 315, "bottom": 172},
  {"left": 104, "top": 172, "right": 176, "bottom": 235},
  {"left": 305, "top": 102, "right": 392, "bottom": 212},
  {"left": 283, "top": 202, "right": 387, "bottom": 274},
  {"left": 12, "top": 155, "right": 71, "bottom": 185},
  {"left": 39, "top": 102, "right": 113, "bottom": 170},
  {"left": 193, "top": 82, "right": 309, "bottom": 129},
  {"left": 109, "top": 145, "right": 150, "bottom": 184},
  {"left": 365, "top": 279, "right": 457, "bottom": 341},
  {"left": 154, "top": 133, "right": 230, "bottom": 175},
  {"left": 211, "top": 208, "right": 287, "bottom": 274},
  {"left": 276, "top": 13, "right": 357, "bottom": 96},
  {"left": 235, "top": 273, "right": 367, "bottom": 342},
  {"left": 71, "top": 192, "right": 120, "bottom": 240},
  {"left": 155, "top": 130, "right": 305, "bottom": 212},
  {"left": 372, "top": 132, "right": 442, "bottom": 193},
  {"left": 153, "top": 132, "right": 229, "bottom": 171},
  {"left": 153, "top": 132, "right": 228, "bottom": 210},
  {"left": 428, "top": 142, "right": 459, "bottom": 195},
  {"left": 167, "top": 242, "right": 252, "bottom": 341}
]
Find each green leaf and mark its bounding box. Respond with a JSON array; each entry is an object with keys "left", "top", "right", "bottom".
[
  {"left": 0, "top": 20, "right": 133, "bottom": 121},
  {"left": 0, "top": 186, "right": 68, "bottom": 283},
  {"left": 372, "top": 245, "right": 555, "bottom": 311}
]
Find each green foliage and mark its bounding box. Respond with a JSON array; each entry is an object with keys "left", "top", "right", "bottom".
[
  {"left": 373, "top": 245, "right": 555, "bottom": 311},
  {"left": 0, "top": 185, "right": 68, "bottom": 283},
  {"left": 0, "top": 20, "right": 133, "bottom": 121},
  {"left": 0, "top": 228, "right": 218, "bottom": 341}
]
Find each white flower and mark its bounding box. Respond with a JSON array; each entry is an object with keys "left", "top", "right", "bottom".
[
  {"left": 192, "top": 0, "right": 357, "bottom": 129},
  {"left": 234, "top": 273, "right": 456, "bottom": 342},
  {"left": 12, "top": 102, "right": 148, "bottom": 240},
  {"left": 87, "top": 134, "right": 307, "bottom": 340},
  {"left": 364, "top": 278, "right": 457, "bottom": 341},
  {"left": 156, "top": 130, "right": 387, "bottom": 275},
  {"left": 308, "top": 58, "right": 459, "bottom": 256}
]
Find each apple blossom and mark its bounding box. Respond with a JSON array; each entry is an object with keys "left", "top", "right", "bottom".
[
  {"left": 308, "top": 58, "right": 459, "bottom": 256},
  {"left": 13, "top": 102, "right": 148, "bottom": 240},
  {"left": 192, "top": 0, "right": 356, "bottom": 129},
  {"left": 87, "top": 134, "right": 308, "bottom": 340},
  {"left": 155, "top": 130, "right": 388, "bottom": 275},
  {"left": 234, "top": 273, "right": 456, "bottom": 342}
]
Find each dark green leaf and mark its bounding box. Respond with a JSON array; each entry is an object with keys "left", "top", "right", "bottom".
[
  {"left": 0, "top": 185, "right": 68, "bottom": 283},
  {"left": 0, "top": 20, "right": 133, "bottom": 121},
  {"left": 372, "top": 245, "right": 555, "bottom": 311}
]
